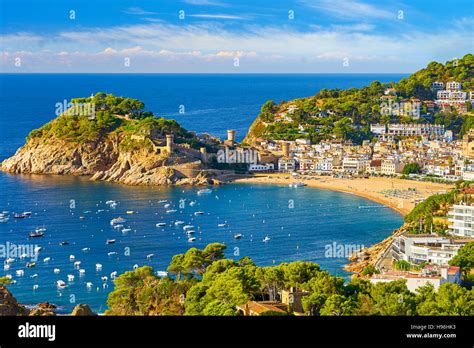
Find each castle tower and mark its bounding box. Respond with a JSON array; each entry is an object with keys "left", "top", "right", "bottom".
[
  {"left": 463, "top": 129, "right": 474, "bottom": 159},
  {"left": 282, "top": 142, "right": 290, "bottom": 157},
  {"left": 166, "top": 134, "right": 174, "bottom": 154},
  {"left": 227, "top": 130, "right": 236, "bottom": 146},
  {"left": 200, "top": 147, "right": 207, "bottom": 163}
]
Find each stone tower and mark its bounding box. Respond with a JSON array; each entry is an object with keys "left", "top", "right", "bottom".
[{"left": 166, "top": 134, "right": 174, "bottom": 154}]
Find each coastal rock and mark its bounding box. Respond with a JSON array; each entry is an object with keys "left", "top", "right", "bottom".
[
  {"left": 29, "top": 308, "right": 56, "bottom": 316},
  {"left": 70, "top": 304, "right": 96, "bottom": 316},
  {"left": 0, "top": 286, "right": 29, "bottom": 316}
]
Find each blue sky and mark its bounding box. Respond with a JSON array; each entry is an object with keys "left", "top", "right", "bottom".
[{"left": 1, "top": 0, "right": 473, "bottom": 72}]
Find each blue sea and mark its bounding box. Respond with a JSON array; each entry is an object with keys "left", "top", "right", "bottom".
[{"left": 0, "top": 74, "right": 405, "bottom": 312}]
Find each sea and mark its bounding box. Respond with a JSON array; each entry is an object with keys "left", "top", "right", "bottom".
[{"left": 0, "top": 73, "right": 405, "bottom": 312}]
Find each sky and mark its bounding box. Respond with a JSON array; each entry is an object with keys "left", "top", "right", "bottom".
[{"left": 0, "top": 0, "right": 473, "bottom": 73}]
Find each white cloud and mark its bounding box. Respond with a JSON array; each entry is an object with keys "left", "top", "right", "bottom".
[
  {"left": 300, "top": 0, "right": 393, "bottom": 20},
  {"left": 188, "top": 14, "right": 246, "bottom": 20},
  {"left": 123, "top": 7, "right": 159, "bottom": 15},
  {"left": 0, "top": 19, "right": 471, "bottom": 72},
  {"left": 183, "top": 0, "right": 227, "bottom": 6}
]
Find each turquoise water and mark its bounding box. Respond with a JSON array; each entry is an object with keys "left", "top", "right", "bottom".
[
  {"left": 0, "top": 73, "right": 405, "bottom": 312},
  {"left": 0, "top": 172, "right": 402, "bottom": 312}
]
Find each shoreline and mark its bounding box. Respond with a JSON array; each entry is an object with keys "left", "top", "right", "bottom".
[{"left": 226, "top": 174, "right": 454, "bottom": 217}]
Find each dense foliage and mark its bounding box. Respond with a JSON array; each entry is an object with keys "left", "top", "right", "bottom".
[{"left": 105, "top": 244, "right": 474, "bottom": 316}]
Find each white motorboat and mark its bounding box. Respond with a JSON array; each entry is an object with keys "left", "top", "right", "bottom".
[
  {"left": 156, "top": 222, "right": 167, "bottom": 227},
  {"left": 174, "top": 220, "right": 184, "bottom": 226},
  {"left": 263, "top": 236, "right": 271, "bottom": 242},
  {"left": 188, "top": 237, "right": 196, "bottom": 242},
  {"left": 197, "top": 189, "right": 212, "bottom": 195},
  {"left": 110, "top": 217, "right": 126, "bottom": 226},
  {"left": 234, "top": 234, "right": 243, "bottom": 239},
  {"left": 194, "top": 211, "right": 205, "bottom": 216},
  {"left": 183, "top": 225, "right": 194, "bottom": 231},
  {"left": 56, "top": 280, "right": 67, "bottom": 289}
]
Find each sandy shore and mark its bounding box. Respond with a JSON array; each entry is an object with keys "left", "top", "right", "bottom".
[{"left": 228, "top": 174, "right": 453, "bottom": 216}]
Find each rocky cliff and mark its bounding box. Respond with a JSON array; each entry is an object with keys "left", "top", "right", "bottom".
[{"left": 1, "top": 93, "right": 221, "bottom": 186}]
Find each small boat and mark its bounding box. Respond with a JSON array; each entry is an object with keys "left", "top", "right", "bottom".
[
  {"left": 188, "top": 237, "right": 196, "bottom": 242},
  {"left": 174, "top": 220, "right": 184, "bottom": 225},
  {"left": 26, "top": 262, "right": 36, "bottom": 268},
  {"left": 189, "top": 201, "right": 197, "bottom": 206},
  {"left": 33, "top": 284, "right": 39, "bottom": 290},
  {"left": 126, "top": 210, "right": 136, "bottom": 214},
  {"left": 16, "top": 269, "right": 24, "bottom": 276},
  {"left": 53, "top": 268, "right": 60, "bottom": 274},
  {"left": 289, "top": 182, "right": 306, "bottom": 188},
  {"left": 96, "top": 263, "right": 103, "bottom": 271},
  {"left": 186, "top": 230, "right": 195, "bottom": 235},
  {"left": 146, "top": 253, "right": 154, "bottom": 260},
  {"left": 197, "top": 189, "right": 212, "bottom": 195},
  {"left": 194, "top": 211, "right": 205, "bottom": 216},
  {"left": 156, "top": 271, "right": 168, "bottom": 277},
  {"left": 0, "top": 217, "right": 9, "bottom": 223},
  {"left": 156, "top": 222, "right": 167, "bottom": 227},
  {"left": 13, "top": 213, "right": 26, "bottom": 219},
  {"left": 56, "top": 280, "right": 67, "bottom": 289},
  {"left": 234, "top": 234, "right": 243, "bottom": 239},
  {"left": 81, "top": 248, "right": 90, "bottom": 252},
  {"left": 79, "top": 269, "right": 86, "bottom": 276},
  {"left": 158, "top": 200, "right": 167, "bottom": 203},
  {"left": 34, "top": 246, "right": 42, "bottom": 253},
  {"left": 106, "top": 239, "right": 116, "bottom": 244},
  {"left": 110, "top": 217, "right": 126, "bottom": 226},
  {"left": 183, "top": 225, "right": 194, "bottom": 231},
  {"left": 110, "top": 271, "right": 118, "bottom": 279},
  {"left": 43, "top": 257, "right": 51, "bottom": 263},
  {"left": 113, "top": 224, "right": 123, "bottom": 230},
  {"left": 74, "top": 261, "right": 81, "bottom": 268},
  {"left": 3, "top": 264, "right": 10, "bottom": 270},
  {"left": 107, "top": 252, "right": 118, "bottom": 256},
  {"left": 29, "top": 231, "right": 44, "bottom": 238},
  {"left": 101, "top": 276, "right": 108, "bottom": 282},
  {"left": 105, "top": 200, "right": 116, "bottom": 205},
  {"left": 59, "top": 241, "right": 69, "bottom": 246},
  {"left": 35, "top": 227, "right": 46, "bottom": 233},
  {"left": 263, "top": 236, "right": 271, "bottom": 242},
  {"left": 86, "top": 282, "right": 93, "bottom": 288},
  {"left": 218, "top": 223, "right": 227, "bottom": 228},
  {"left": 122, "top": 228, "right": 132, "bottom": 233},
  {"left": 23, "top": 212, "right": 32, "bottom": 216},
  {"left": 166, "top": 209, "right": 177, "bottom": 213},
  {"left": 69, "top": 255, "right": 75, "bottom": 261},
  {"left": 164, "top": 204, "right": 171, "bottom": 208},
  {"left": 133, "top": 264, "right": 139, "bottom": 270},
  {"left": 30, "top": 274, "right": 38, "bottom": 278},
  {"left": 67, "top": 274, "right": 75, "bottom": 282},
  {"left": 5, "top": 258, "right": 15, "bottom": 264}
]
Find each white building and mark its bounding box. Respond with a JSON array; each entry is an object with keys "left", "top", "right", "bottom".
[
  {"left": 248, "top": 163, "right": 274, "bottom": 172},
  {"left": 370, "top": 266, "right": 461, "bottom": 292},
  {"left": 431, "top": 81, "right": 444, "bottom": 90},
  {"left": 391, "top": 234, "right": 465, "bottom": 266},
  {"left": 278, "top": 158, "right": 296, "bottom": 172},
  {"left": 370, "top": 124, "right": 387, "bottom": 135},
  {"left": 446, "top": 81, "right": 462, "bottom": 91},
  {"left": 342, "top": 157, "right": 366, "bottom": 173},
  {"left": 316, "top": 158, "right": 334, "bottom": 173},
  {"left": 381, "top": 159, "right": 403, "bottom": 175},
  {"left": 448, "top": 203, "right": 474, "bottom": 237}
]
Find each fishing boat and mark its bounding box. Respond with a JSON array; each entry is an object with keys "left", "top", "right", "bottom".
[
  {"left": 106, "top": 239, "right": 116, "bottom": 244},
  {"left": 234, "top": 234, "right": 243, "bottom": 239},
  {"left": 110, "top": 217, "right": 126, "bottom": 226},
  {"left": 197, "top": 188, "right": 212, "bottom": 195},
  {"left": 156, "top": 222, "right": 167, "bottom": 227},
  {"left": 263, "top": 236, "right": 271, "bottom": 242},
  {"left": 29, "top": 231, "right": 44, "bottom": 238},
  {"left": 194, "top": 211, "right": 205, "bottom": 216},
  {"left": 188, "top": 237, "right": 196, "bottom": 242}
]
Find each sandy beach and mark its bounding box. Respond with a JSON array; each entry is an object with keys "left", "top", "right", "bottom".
[{"left": 228, "top": 174, "right": 454, "bottom": 216}]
